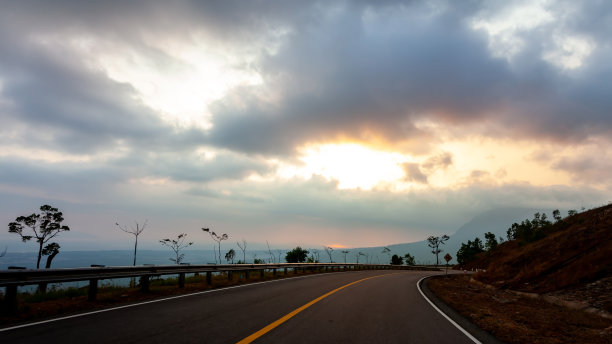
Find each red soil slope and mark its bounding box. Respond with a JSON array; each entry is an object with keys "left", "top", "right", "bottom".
[{"left": 468, "top": 204, "right": 612, "bottom": 293}]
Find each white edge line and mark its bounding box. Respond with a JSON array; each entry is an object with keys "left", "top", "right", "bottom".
[
  {"left": 0, "top": 271, "right": 346, "bottom": 333},
  {"left": 417, "top": 276, "right": 482, "bottom": 344}
]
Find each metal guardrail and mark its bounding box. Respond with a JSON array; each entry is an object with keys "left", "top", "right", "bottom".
[{"left": 0, "top": 263, "right": 440, "bottom": 313}]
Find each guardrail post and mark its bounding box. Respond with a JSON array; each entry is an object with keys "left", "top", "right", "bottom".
[
  {"left": 245, "top": 270, "right": 250, "bottom": 280},
  {"left": 284, "top": 268, "right": 288, "bottom": 275},
  {"left": 88, "top": 279, "right": 98, "bottom": 301},
  {"left": 206, "top": 271, "right": 212, "bottom": 285},
  {"left": 227, "top": 271, "right": 233, "bottom": 282},
  {"left": 179, "top": 273, "right": 186, "bottom": 288},
  {"left": 272, "top": 268, "right": 277, "bottom": 276},
  {"left": 294, "top": 268, "right": 298, "bottom": 274},
  {"left": 140, "top": 276, "right": 150, "bottom": 292},
  {"left": 260, "top": 269, "right": 265, "bottom": 279},
  {"left": 4, "top": 285, "right": 18, "bottom": 314}
]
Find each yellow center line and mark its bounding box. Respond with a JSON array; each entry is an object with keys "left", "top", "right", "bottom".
[{"left": 236, "top": 272, "right": 400, "bottom": 344}]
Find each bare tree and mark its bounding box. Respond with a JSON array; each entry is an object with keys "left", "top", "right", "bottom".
[
  {"left": 341, "top": 250, "right": 350, "bottom": 263},
  {"left": 276, "top": 249, "right": 285, "bottom": 263},
  {"left": 357, "top": 251, "right": 366, "bottom": 264},
  {"left": 8, "top": 204, "right": 70, "bottom": 269},
  {"left": 311, "top": 248, "right": 320, "bottom": 262},
  {"left": 427, "top": 235, "right": 450, "bottom": 266},
  {"left": 116, "top": 220, "right": 147, "bottom": 266},
  {"left": 324, "top": 246, "right": 334, "bottom": 262},
  {"left": 203, "top": 228, "right": 228, "bottom": 264},
  {"left": 382, "top": 247, "right": 391, "bottom": 263},
  {"left": 160, "top": 233, "right": 193, "bottom": 264},
  {"left": 266, "top": 240, "right": 274, "bottom": 263},
  {"left": 237, "top": 239, "right": 247, "bottom": 263}
]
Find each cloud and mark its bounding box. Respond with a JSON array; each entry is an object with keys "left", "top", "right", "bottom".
[{"left": 402, "top": 163, "right": 428, "bottom": 184}]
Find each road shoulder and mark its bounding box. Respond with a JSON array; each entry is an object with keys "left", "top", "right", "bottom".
[{"left": 419, "top": 276, "right": 505, "bottom": 344}]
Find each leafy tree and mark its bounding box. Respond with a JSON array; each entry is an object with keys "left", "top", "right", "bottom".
[
  {"left": 285, "top": 246, "right": 309, "bottom": 263},
  {"left": 253, "top": 258, "right": 264, "bottom": 264},
  {"left": 456, "top": 238, "right": 484, "bottom": 265},
  {"left": 567, "top": 209, "right": 578, "bottom": 217},
  {"left": 506, "top": 212, "right": 552, "bottom": 242},
  {"left": 484, "top": 232, "right": 498, "bottom": 251},
  {"left": 42, "top": 242, "right": 60, "bottom": 268},
  {"left": 426, "top": 235, "right": 449, "bottom": 266},
  {"left": 404, "top": 253, "right": 415, "bottom": 265},
  {"left": 225, "top": 248, "right": 236, "bottom": 263},
  {"left": 390, "top": 254, "right": 403, "bottom": 265},
  {"left": 8, "top": 205, "right": 70, "bottom": 269},
  {"left": 160, "top": 233, "right": 193, "bottom": 264},
  {"left": 324, "top": 246, "right": 334, "bottom": 262},
  {"left": 202, "top": 227, "right": 228, "bottom": 264},
  {"left": 552, "top": 209, "right": 562, "bottom": 222},
  {"left": 116, "top": 220, "right": 146, "bottom": 266}
]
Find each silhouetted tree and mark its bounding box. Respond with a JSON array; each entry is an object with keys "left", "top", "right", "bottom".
[
  {"left": 357, "top": 251, "right": 367, "bottom": 264},
  {"left": 8, "top": 205, "right": 70, "bottom": 269},
  {"left": 42, "top": 242, "right": 60, "bottom": 268},
  {"left": 160, "top": 233, "right": 193, "bottom": 264},
  {"left": 311, "top": 248, "right": 320, "bottom": 262},
  {"left": 456, "top": 238, "right": 484, "bottom": 265},
  {"left": 285, "top": 246, "right": 309, "bottom": 263},
  {"left": 341, "top": 250, "right": 350, "bottom": 263},
  {"left": 225, "top": 248, "right": 236, "bottom": 263},
  {"left": 427, "top": 235, "right": 449, "bottom": 266},
  {"left": 390, "top": 254, "right": 403, "bottom": 265},
  {"left": 404, "top": 253, "right": 415, "bottom": 265},
  {"left": 506, "top": 212, "right": 552, "bottom": 242},
  {"left": 484, "top": 232, "right": 498, "bottom": 251},
  {"left": 266, "top": 241, "right": 274, "bottom": 263},
  {"left": 567, "top": 209, "right": 578, "bottom": 217},
  {"left": 382, "top": 247, "right": 391, "bottom": 261},
  {"left": 116, "top": 220, "right": 147, "bottom": 266},
  {"left": 237, "top": 239, "right": 247, "bottom": 263},
  {"left": 552, "top": 209, "right": 562, "bottom": 222},
  {"left": 324, "top": 246, "right": 334, "bottom": 262},
  {"left": 202, "top": 227, "right": 228, "bottom": 264}
]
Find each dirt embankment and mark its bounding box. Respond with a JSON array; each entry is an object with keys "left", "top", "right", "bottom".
[{"left": 428, "top": 275, "right": 612, "bottom": 344}]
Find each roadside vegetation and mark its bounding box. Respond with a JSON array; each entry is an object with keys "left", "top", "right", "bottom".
[{"left": 428, "top": 203, "right": 612, "bottom": 343}]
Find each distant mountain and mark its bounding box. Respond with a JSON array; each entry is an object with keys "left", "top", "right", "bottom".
[{"left": 354, "top": 207, "right": 547, "bottom": 264}]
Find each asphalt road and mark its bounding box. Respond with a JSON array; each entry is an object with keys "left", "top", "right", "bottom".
[{"left": 1, "top": 270, "right": 477, "bottom": 343}]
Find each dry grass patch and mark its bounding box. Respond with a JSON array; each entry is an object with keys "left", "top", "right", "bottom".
[{"left": 428, "top": 275, "right": 612, "bottom": 344}]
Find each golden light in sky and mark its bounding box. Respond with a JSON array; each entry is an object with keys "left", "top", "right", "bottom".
[{"left": 290, "top": 143, "right": 408, "bottom": 190}]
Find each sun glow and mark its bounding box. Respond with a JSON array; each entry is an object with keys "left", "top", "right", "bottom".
[{"left": 283, "top": 143, "right": 409, "bottom": 190}]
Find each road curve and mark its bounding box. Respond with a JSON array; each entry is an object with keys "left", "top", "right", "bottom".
[{"left": 1, "top": 270, "right": 476, "bottom": 343}]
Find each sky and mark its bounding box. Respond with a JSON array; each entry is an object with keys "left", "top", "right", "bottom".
[{"left": 1, "top": 0, "right": 611, "bottom": 252}]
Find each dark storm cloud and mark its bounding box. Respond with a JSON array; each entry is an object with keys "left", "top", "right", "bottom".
[
  {"left": 206, "top": 1, "right": 612, "bottom": 155},
  {"left": 3, "top": 1, "right": 611, "bottom": 159}
]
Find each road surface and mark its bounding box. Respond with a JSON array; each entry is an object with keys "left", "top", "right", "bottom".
[{"left": 1, "top": 270, "right": 477, "bottom": 343}]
